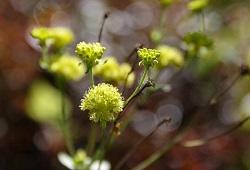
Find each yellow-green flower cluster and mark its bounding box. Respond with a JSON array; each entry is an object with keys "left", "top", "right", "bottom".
[
  {"left": 31, "top": 27, "right": 74, "bottom": 48},
  {"left": 159, "top": 0, "right": 174, "bottom": 7},
  {"left": 75, "top": 41, "right": 106, "bottom": 69},
  {"left": 94, "top": 57, "right": 135, "bottom": 87},
  {"left": 156, "top": 45, "right": 184, "bottom": 68},
  {"left": 49, "top": 55, "right": 85, "bottom": 81},
  {"left": 80, "top": 83, "right": 124, "bottom": 127},
  {"left": 187, "top": 0, "right": 208, "bottom": 12},
  {"left": 184, "top": 32, "right": 213, "bottom": 58},
  {"left": 137, "top": 48, "right": 161, "bottom": 69}
]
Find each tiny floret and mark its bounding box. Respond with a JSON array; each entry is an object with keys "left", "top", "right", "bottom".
[
  {"left": 80, "top": 83, "right": 124, "bottom": 127},
  {"left": 137, "top": 48, "right": 160, "bottom": 69},
  {"left": 50, "top": 55, "right": 85, "bottom": 81},
  {"left": 75, "top": 41, "right": 106, "bottom": 69}
]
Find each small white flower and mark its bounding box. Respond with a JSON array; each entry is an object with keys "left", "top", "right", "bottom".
[
  {"left": 90, "top": 160, "right": 111, "bottom": 170},
  {"left": 58, "top": 152, "right": 74, "bottom": 170},
  {"left": 58, "top": 152, "right": 111, "bottom": 170}
]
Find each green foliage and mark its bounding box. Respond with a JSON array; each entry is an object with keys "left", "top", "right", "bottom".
[{"left": 80, "top": 83, "right": 124, "bottom": 128}]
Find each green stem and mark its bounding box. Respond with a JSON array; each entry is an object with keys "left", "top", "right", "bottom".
[
  {"left": 200, "top": 10, "right": 205, "bottom": 32},
  {"left": 59, "top": 78, "right": 75, "bottom": 156},
  {"left": 131, "top": 134, "right": 183, "bottom": 170},
  {"left": 89, "top": 67, "right": 95, "bottom": 87},
  {"left": 125, "top": 69, "right": 148, "bottom": 106},
  {"left": 87, "top": 125, "right": 97, "bottom": 156},
  {"left": 86, "top": 67, "right": 97, "bottom": 156}
]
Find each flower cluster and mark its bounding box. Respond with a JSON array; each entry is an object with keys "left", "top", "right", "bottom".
[
  {"left": 159, "top": 0, "right": 174, "bottom": 7},
  {"left": 94, "top": 57, "right": 135, "bottom": 87},
  {"left": 184, "top": 32, "right": 213, "bottom": 58},
  {"left": 156, "top": 45, "right": 184, "bottom": 68},
  {"left": 137, "top": 48, "right": 161, "bottom": 69},
  {"left": 75, "top": 41, "right": 106, "bottom": 69},
  {"left": 187, "top": 0, "right": 209, "bottom": 12},
  {"left": 80, "top": 83, "right": 124, "bottom": 127},
  {"left": 31, "top": 27, "right": 74, "bottom": 48},
  {"left": 49, "top": 55, "right": 85, "bottom": 81},
  {"left": 58, "top": 149, "right": 111, "bottom": 170}
]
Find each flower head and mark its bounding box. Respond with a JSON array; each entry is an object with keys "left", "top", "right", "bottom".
[
  {"left": 187, "top": 0, "right": 209, "bottom": 13},
  {"left": 137, "top": 48, "right": 160, "bottom": 69},
  {"left": 31, "top": 27, "right": 74, "bottom": 48},
  {"left": 184, "top": 32, "right": 213, "bottom": 58},
  {"left": 80, "top": 83, "right": 124, "bottom": 127},
  {"left": 156, "top": 45, "right": 184, "bottom": 68},
  {"left": 49, "top": 55, "right": 85, "bottom": 81},
  {"left": 159, "top": 0, "right": 174, "bottom": 7},
  {"left": 94, "top": 57, "right": 135, "bottom": 87},
  {"left": 31, "top": 27, "right": 51, "bottom": 46},
  {"left": 75, "top": 41, "right": 106, "bottom": 69},
  {"left": 49, "top": 27, "right": 74, "bottom": 48}
]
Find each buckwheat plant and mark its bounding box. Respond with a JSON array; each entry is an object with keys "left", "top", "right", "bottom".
[{"left": 30, "top": 2, "right": 250, "bottom": 170}]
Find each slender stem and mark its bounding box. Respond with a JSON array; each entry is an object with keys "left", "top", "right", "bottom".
[
  {"left": 87, "top": 128, "right": 112, "bottom": 169},
  {"left": 124, "top": 43, "right": 143, "bottom": 62},
  {"left": 124, "top": 69, "right": 148, "bottom": 106},
  {"left": 182, "top": 116, "right": 250, "bottom": 147},
  {"left": 200, "top": 10, "right": 205, "bottom": 32},
  {"left": 59, "top": 78, "right": 75, "bottom": 156},
  {"left": 131, "top": 133, "right": 183, "bottom": 170},
  {"left": 86, "top": 125, "right": 97, "bottom": 156},
  {"left": 86, "top": 68, "right": 96, "bottom": 156},
  {"left": 114, "top": 119, "right": 170, "bottom": 170},
  {"left": 122, "top": 57, "right": 138, "bottom": 95},
  {"left": 209, "top": 73, "right": 241, "bottom": 105},
  {"left": 98, "top": 12, "right": 110, "bottom": 43},
  {"left": 89, "top": 67, "right": 95, "bottom": 87}
]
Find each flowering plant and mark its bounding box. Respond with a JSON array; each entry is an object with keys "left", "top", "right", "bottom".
[{"left": 29, "top": 1, "right": 250, "bottom": 169}]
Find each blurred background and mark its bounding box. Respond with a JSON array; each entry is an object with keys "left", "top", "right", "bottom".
[{"left": 1, "top": 0, "right": 250, "bottom": 169}]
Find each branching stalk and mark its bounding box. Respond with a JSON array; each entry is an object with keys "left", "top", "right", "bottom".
[
  {"left": 59, "top": 78, "right": 75, "bottom": 156},
  {"left": 114, "top": 119, "right": 171, "bottom": 170},
  {"left": 124, "top": 69, "right": 148, "bottom": 106}
]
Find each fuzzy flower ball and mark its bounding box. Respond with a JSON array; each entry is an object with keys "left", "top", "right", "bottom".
[
  {"left": 137, "top": 48, "right": 160, "bottom": 69},
  {"left": 75, "top": 41, "right": 106, "bottom": 69},
  {"left": 80, "top": 83, "right": 124, "bottom": 127}
]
